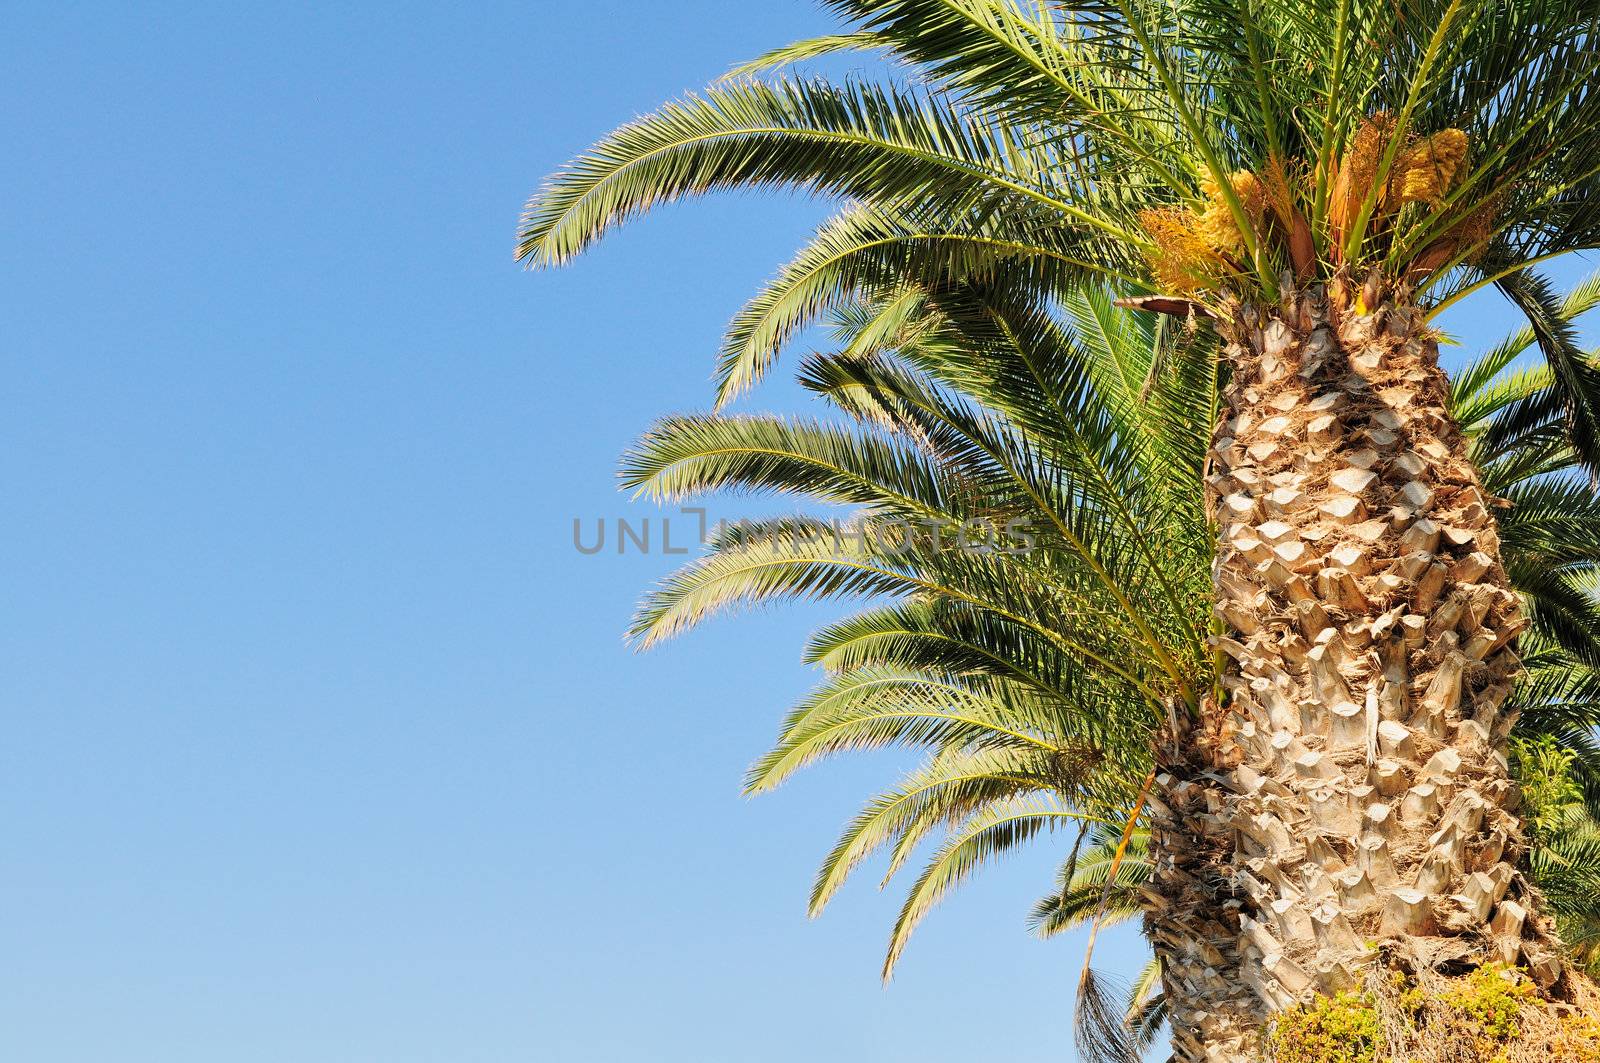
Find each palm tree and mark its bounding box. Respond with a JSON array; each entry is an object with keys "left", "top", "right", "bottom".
[{"left": 522, "top": 3, "right": 1600, "bottom": 1057}]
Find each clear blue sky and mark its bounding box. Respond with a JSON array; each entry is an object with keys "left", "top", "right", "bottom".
[{"left": 2, "top": 5, "right": 1592, "bottom": 1062}]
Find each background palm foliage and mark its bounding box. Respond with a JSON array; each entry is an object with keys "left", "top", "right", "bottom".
[{"left": 618, "top": 275, "right": 1600, "bottom": 991}]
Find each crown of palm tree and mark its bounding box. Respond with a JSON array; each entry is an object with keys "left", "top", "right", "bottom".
[{"left": 524, "top": 0, "right": 1600, "bottom": 466}]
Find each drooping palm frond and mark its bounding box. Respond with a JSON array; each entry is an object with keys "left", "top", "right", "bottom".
[
  {"left": 1489, "top": 269, "right": 1600, "bottom": 476},
  {"left": 802, "top": 747, "right": 1087, "bottom": 918},
  {"left": 520, "top": 75, "right": 1146, "bottom": 273},
  {"left": 882, "top": 793, "right": 1097, "bottom": 980},
  {"left": 1027, "top": 826, "right": 1151, "bottom": 939},
  {"left": 713, "top": 200, "right": 1133, "bottom": 404},
  {"left": 722, "top": 31, "right": 893, "bottom": 80},
  {"left": 1126, "top": 955, "right": 1171, "bottom": 1057},
  {"left": 1451, "top": 270, "right": 1600, "bottom": 424},
  {"left": 745, "top": 667, "right": 1083, "bottom": 795}
]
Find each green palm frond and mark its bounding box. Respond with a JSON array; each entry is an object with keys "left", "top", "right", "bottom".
[
  {"left": 1126, "top": 955, "right": 1170, "bottom": 1055},
  {"left": 714, "top": 201, "right": 1126, "bottom": 403},
  {"left": 621, "top": 413, "right": 959, "bottom": 517},
  {"left": 806, "top": 749, "right": 1055, "bottom": 915},
  {"left": 520, "top": 76, "right": 1142, "bottom": 272},
  {"left": 723, "top": 31, "right": 893, "bottom": 79},
  {"left": 746, "top": 667, "right": 1073, "bottom": 795},
  {"left": 1028, "top": 827, "right": 1151, "bottom": 938},
  {"left": 1491, "top": 270, "right": 1600, "bottom": 476},
  {"left": 1452, "top": 268, "right": 1600, "bottom": 427},
  {"left": 883, "top": 794, "right": 1088, "bottom": 979}
]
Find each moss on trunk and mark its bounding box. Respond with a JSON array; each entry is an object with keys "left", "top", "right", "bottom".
[{"left": 1269, "top": 963, "right": 1600, "bottom": 1062}]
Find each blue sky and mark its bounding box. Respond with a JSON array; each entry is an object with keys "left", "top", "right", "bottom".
[{"left": 3, "top": 4, "right": 1594, "bottom": 1062}]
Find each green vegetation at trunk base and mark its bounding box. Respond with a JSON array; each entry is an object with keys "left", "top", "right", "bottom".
[
  {"left": 1269, "top": 990, "right": 1383, "bottom": 1063},
  {"left": 1268, "top": 965, "right": 1600, "bottom": 1063}
]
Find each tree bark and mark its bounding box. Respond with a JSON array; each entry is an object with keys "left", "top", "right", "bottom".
[
  {"left": 1146, "top": 715, "right": 1271, "bottom": 1061},
  {"left": 1155, "top": 278, "right": 1584, "bottom": 1061}
]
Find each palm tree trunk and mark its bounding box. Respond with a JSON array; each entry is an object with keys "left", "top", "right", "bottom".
[
  {"left": 1146, "top": 724, "right": 1270, "bottom": 1061},
  {"left": 1172, "top": 278, "right": 1588, "bottom": 1060}
]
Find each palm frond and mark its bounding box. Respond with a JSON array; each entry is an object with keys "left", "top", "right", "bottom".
[
  {"left": 882, "top": 794, "right": 1083, "bottom": 979},
  {"left": 723, "top": 31, "right": 893, "bottom": 79},
  {"left": 1492, "top": 269, "right": 1600, "bottom": 477},
  {"left": 519, "top": 77, "right": 1141, "bottom": 271}
]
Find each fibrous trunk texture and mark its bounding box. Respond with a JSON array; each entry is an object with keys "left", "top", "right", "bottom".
[
  {"left": 1147, "top": 716, "right": 1268, "bottom": 1061},
  {"left": 1152, "top": 279, "right": 1583, "bottom": 1062}
]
